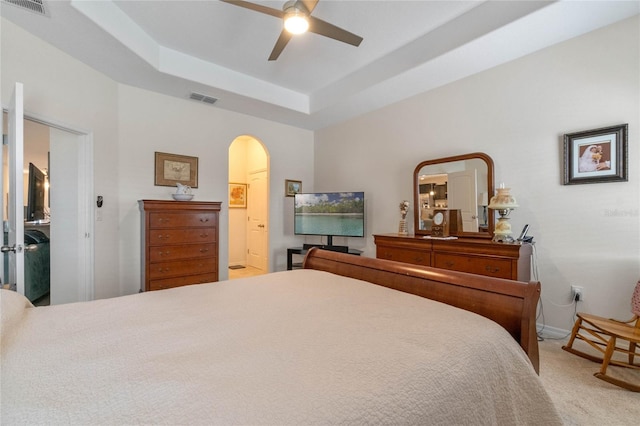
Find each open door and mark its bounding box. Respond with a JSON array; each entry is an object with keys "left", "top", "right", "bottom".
[
  {"left": 2, "top": 84, "right": 93, "bottom": 303},
  {"left": 1, "top": 83, "right": 26, "bottom": 294},
  {"left": 247, "top": 170, "right": 268, "bottom": 272},
  {"left": 448, "top": 169, "right": 478, "bottom": 232}
]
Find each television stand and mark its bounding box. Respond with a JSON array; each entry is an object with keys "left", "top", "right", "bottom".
[
  {"left": 302, "top": 243, "right": 348, "bottom": 253},
  {"left": 287, "top": 246, "right": 362, "bottom": 270}
]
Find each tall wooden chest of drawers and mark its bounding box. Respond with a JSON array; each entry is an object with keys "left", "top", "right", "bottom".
[
  {"left": 374, "top": 234, "right": 532, "bottom": 281},
  {"left": 139, "top": 200, "right": 221, "bottom": 292}
]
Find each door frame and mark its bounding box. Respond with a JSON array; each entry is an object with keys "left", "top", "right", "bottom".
[
  {"left": 227, "top": 136, "right": 269, "bottom": 274},
  {"left": 2, "top": 107, "right": 95, "bottom": 301}
]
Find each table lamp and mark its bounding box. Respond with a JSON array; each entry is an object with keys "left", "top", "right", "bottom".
[
  {"left": 478, "top": 192, "right": 489, "bottom": 226},
  {"left": 488, "top": 186, "right": 518, "bottom": 243}
]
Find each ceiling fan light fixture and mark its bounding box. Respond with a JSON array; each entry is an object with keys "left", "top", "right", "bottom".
[{"left": 283, "top": 2, "right": 309, "bottom": 34}]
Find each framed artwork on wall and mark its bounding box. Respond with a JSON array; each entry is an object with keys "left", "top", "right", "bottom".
[
  {"left": 285, "top": 179, "right": 302, "bottom": 197},
  {"left": 563, "top": 124, "right": 628, "bottom": 185},
  {"left": 229, "top": 182, "right": 247, "bottom": 208},
  {"left": 155, "top": 152, "right": 198, "bottom": 187}
]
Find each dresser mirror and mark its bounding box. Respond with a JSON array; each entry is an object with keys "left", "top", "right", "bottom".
[{"left": 413, "top": 152, "right": 494, "bottom": 239}]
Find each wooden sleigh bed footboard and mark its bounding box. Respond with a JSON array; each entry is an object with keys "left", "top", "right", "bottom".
[{"left": 303, "top": 248, "right": 541, "bottom": 373}]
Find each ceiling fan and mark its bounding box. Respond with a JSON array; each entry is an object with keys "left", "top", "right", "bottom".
[{"left": 221, "top": 0, "right": 363, "bottom": 61}]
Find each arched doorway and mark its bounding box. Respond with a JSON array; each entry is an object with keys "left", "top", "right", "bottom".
[{"left": 228, "top": 136, "right": 269, "bottom": 278}]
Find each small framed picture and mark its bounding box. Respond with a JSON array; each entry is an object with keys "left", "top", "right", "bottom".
[
  {"left": 285, "top": 179, "right": 302, "bottom": 197},
  {"left": 229, "top": 182, "right": 247, "bottom": 208},
  {"left": 563, "top": 124, "right": 628, "bottom": 185},
  {"left": 155, "top": 152, "right": 198, "bottom": 187}
]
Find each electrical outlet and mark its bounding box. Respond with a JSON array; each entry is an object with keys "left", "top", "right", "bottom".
[{"left": 571, "top": 285, "right": 584, "bottom": 302}]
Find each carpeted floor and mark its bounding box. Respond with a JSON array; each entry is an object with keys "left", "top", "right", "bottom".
[
  {"left": 538, "top": 338, "right": 639, "bottom": 425},
  {"left": 228, "top": 265, "right": 265, "bottom": 280}
]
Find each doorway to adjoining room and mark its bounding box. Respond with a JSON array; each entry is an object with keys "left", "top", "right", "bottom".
[
  {"left": 2, "top": 110, "right": 92, "bottom": 306},
  {"left": 228, "top": 136, "right": 269, "bottom": 280}
]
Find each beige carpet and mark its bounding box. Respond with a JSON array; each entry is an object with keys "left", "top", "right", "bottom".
[
  {"left": 228, "top": 265, "right": 265, "bottom": 280},
  {"left": 539, "top": 338, "right": 639, "bottom": 425}
]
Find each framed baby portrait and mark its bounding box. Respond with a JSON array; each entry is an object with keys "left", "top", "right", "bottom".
[{"left": 563, "top": 124, "right": 628, "bottom": 185}]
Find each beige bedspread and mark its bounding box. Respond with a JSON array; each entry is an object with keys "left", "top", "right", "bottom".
[{"left": 1, "top": 269, "right": 561, "bottom": 425}]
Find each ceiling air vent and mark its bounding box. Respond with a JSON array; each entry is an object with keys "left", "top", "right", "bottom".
[
  {"left": 1, "top": 0, "right": 49, "bottom": 16},
  {"left": 189, "top": 92, "right": 218, "bottom": 105}
]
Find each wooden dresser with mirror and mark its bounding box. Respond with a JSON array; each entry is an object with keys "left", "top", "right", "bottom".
[{"left": 374, "top": 152, "right": 532, "bottom": 281}]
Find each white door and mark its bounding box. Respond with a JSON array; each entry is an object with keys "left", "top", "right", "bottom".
[
  {"left": 448, "top": 169, "right": 478, "bottom": 232},
  {"left": 247, "top": 170, "right": 268, "bottom": 271},
  {"left": 50, "top": 127, "right": 92, "bottom": 303},
  {"left": 1, "top": 83, "right": 26, "bottom": 294}
]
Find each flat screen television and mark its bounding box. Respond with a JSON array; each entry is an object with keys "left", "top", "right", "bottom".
[
  {"left": 26, "top": 162, "right": 46, "bottom": 222},
  {"left": 294, "top": 192, "right": 364, "bottom": 251}
]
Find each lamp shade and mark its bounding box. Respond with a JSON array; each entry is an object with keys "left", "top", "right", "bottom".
[
  {"left": 478, "top": 192, "right": 489, "bottom": 207},
  {"left": 632, "top": 280, "right": 640, "bottom": 316},
  {"left": 488, "top": 187, "right": 519, "bottom": 210}
]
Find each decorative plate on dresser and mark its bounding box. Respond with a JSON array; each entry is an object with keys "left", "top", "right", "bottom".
[{"left": 139, "top": 200, "right": 221, "bottom": 291}]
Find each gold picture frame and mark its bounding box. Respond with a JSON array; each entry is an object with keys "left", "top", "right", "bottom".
[
  {"left": 154, "top": 152, "right": 198, "bottom": 187},
  {"left": 285, "top": 179, "right": 302, "bottom": 197},
  {"left": 229, "top": 182, "right": 247, "bottom": 208}
]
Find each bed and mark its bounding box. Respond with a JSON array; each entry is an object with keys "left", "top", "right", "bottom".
[{"left": 1, "top": 248, "right": 561, "bottom": 425}]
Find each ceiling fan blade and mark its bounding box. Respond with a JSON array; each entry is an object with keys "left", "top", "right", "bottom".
[
  {"left": 220, "top": 0, "right": 284, "bottom": 19},
  {"left": 268, "top": 30, "right": 294, "bottom": 61},
  {"left": 297, "top": 0, "right": 319, "bottom": 14},
  {"left": 308, "top": 16, "right": 363, "bottom": 47}
]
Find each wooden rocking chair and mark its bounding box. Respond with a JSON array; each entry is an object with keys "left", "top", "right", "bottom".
[{"left": 562, "top": 281, "right": 640, "bottom": 392}]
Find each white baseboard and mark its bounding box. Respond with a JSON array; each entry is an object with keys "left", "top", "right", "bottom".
[{"left": 536, "top": 323, "right": 571, "bottom": 340}]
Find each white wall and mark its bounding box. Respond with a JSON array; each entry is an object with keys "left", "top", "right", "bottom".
[
  {"left": 2, "top": 17, "right": 315, "bottom": 299},
  {"left": 116, "top": 84, "right": 314, "bottom": 294},
  {"left": 315, "top": 16, "right": 640, "bottom": 333}
]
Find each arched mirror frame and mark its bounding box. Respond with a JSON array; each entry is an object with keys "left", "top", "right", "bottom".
[{"left": 413, "top": 152, "right": 495, "bottom": 239}]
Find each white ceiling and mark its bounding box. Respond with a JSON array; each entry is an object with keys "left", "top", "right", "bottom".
[{"left": 2, "top": 0, "right": 638, "bottom": 130}]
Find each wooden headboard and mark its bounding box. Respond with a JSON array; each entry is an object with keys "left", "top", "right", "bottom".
[{"left": 303, "top": 248, "right": 540, "bottom": 373}]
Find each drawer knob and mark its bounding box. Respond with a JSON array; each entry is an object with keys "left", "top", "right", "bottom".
[
  {"left": 157, "top": 267, "right": 170, "bottom": 273},
  {"left": 200, "top": 233, "right": 209, "bottom": 238},
  {"left": 158, "top": 217, "right": 170, "bottom": 223},
  {"left": 200, "top": 217, "right": 209, "bottom": 222},
  {"left": 200, "top": 248, "right": 209, "bottom": 253},
  {"left": 158, "top": 250, "right": 170, "bottom": 257},
  {"left": 157, "top": 234, "right": 170, "bottom": 240},
  {"left": 485, "top": 265, "right": 500, "bottom": 273},
  {"left": 445, "top": 261, "right": 455, "bottom": 268},
  {"left": 413, "top": 256, "right": 424, "bottom": 262}
]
